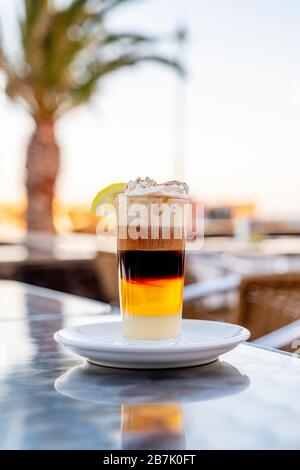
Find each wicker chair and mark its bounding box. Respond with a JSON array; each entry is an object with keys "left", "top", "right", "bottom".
[
  {"left": 93, "top": 251, "right": 119, "bottom": 303},
  {"left": 238, "top": 273, "right": 300, "bottom": 343},
  {"left": 183, "top": 272, "right": 300, "bottom": 351}
]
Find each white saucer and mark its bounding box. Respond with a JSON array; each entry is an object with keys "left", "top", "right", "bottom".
[{"left": 54, "top": 320, "right": 250, "bottom": 369}]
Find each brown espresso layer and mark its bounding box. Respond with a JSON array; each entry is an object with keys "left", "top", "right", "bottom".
[{"left": 118, "top": 235, "right": 185, "bottom": 251}]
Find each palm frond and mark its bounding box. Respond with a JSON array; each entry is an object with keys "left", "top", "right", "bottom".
[
  {"left": 131, "top": 55, "right": 185, "bottom": 77},
  {"left": 102, "top": 32, "right": 156, "bottom": 46},
  {"left": 65, "top": 52, "right": 184, "bottom": 113},
  {"left": 0, "top": 27, "right": 5, "bottom": 69},
  {"left": 98, "top": 0, "right": 142, "bottom": 16},
  {"left": 92, "top": 53, "right": 184, "bottom": 78},
  {"left": 20, "top": 0, "right": 93, "bottom": 113},
  {"left": 24, "top": 0, "right": 48, "bottom": 28},
  {"left": 21, "top": 1, "right": 89, "bottom": 69},
  {"left": 1, "top": 0, "right": 184, "bottom": 120},
  {"left": 22, "top": 0, "right": 49, "bottom": 49},
  {"left": 61, "top": 0, "right": 90, "bottom": 21}
]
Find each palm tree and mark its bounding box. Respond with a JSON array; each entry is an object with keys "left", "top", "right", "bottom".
[{"left": 0, "top": 0, "right": 183, "bottom": 233}]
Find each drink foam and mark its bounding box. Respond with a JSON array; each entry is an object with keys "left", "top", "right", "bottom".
[{"left": 125, "top": 177, "right": 189, "bottom": 199}]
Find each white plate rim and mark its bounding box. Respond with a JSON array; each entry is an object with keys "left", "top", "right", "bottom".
[{"left": 54, "top": 319, "right": 250, "bottom": 354}]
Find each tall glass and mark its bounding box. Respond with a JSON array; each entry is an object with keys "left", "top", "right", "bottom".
[{"left": 117, "top": 194, "right": 187, "bottom": 341}]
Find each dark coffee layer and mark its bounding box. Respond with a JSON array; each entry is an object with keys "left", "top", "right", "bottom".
[{"left": 119, "top": 250, "right": 185, "bottom": 281}]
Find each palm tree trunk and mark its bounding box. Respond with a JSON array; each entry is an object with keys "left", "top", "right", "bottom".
[{"left": 26, "top": 119, "right": 60, "bottom": 233}]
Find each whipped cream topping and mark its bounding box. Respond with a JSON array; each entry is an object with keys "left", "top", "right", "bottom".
[{"left": 125, "top": 177, "right": 189, "bottom": 199}]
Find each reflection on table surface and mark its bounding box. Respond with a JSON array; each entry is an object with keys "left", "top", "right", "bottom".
[
  {"left": 1, "top": 281, "right": 300, "bottom": 449},
  {"left": 54, "top": 360, "right": 250, "bottom": 405},
  {"left": 55, "top": 360, "right": 250, "bottom": 450},
  {"left": 121, "top": 404, "right": 185, "bottom": 450}
]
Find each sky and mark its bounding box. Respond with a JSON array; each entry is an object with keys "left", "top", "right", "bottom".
[{"left": 1, "top": 0, "right": 300, "bottom": 217}]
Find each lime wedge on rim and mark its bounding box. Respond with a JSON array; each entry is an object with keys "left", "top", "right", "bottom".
[{"left": 90, "top": 183, "right": 126, "bottom": 215}]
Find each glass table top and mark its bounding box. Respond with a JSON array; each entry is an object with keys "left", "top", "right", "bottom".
[{"left": 1, "top": 281, "right": 300, "bottom": 450}]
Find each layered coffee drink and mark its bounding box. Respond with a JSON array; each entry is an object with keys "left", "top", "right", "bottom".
[{"left": 117, "top": 178, "right": 189, "bottom": 341}]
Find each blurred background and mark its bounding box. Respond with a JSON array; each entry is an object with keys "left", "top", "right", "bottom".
[{"left": 1, "top": 0, "right": 300, "bottom": 349}]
